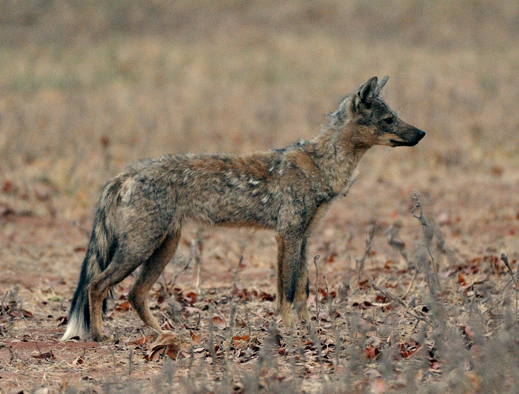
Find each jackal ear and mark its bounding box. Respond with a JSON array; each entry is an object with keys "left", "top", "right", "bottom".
[
  {"left": 351, "top": 76, "right": 378, "bottom": 113},
  {"left": 374, "top": 76, "right": 389, "bottom": 96}
]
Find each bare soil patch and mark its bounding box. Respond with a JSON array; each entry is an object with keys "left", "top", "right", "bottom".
[{"left": 1, "top": 170, "right": 519, "bottom": 393}]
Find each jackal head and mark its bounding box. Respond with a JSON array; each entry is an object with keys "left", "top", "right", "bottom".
[{"left": 330, "top": 76, "right": 425, "bottom": 148}]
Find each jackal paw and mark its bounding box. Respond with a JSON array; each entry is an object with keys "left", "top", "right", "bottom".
[
  {"left": 298, "top": 306, "right": 311, "bottom": 324},
  {"left": 91, "top": 333, "right": 113, "bottom": 342},
  {"left": 280, "top": 304, "right": 295, "bottom": 327}
]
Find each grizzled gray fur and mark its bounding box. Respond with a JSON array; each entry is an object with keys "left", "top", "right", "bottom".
[{"left": 62, "top": 76, "right": 425, "bottom": 341}]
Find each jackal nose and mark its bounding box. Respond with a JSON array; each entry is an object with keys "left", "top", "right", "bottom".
[{"left": 417, "top": 130, "right": 426, "bottom": 140}]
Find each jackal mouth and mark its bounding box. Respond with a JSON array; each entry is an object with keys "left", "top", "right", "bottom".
[
  {"left": 390, "top": 139, "right": 420, "bottom": 147},
  {"left": 390, "top": 130, "right": 425, "bottom": 147}
]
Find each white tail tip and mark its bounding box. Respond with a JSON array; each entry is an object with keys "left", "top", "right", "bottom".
[{"left": 60, "top": 314, "right": 88, "bottom": 341}]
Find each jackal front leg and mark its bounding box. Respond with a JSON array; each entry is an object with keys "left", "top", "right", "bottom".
[
  {"left": 275, "top": 235, "right": 285, "bottom": 313},
  {"left": 276, "top": 235, "right": 304, "bottom": 326}
]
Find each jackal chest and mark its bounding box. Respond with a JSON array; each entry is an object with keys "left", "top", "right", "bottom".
[
  {"left": 340, "top": 167, "right": 360, "bottom": 197},
  {"left": 303, "top": 201, "right": 330, "bottom": 235}
]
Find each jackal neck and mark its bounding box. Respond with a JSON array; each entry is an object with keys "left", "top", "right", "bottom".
[{"left": 310, "top": 123, "right": 367, "bottom": 195}]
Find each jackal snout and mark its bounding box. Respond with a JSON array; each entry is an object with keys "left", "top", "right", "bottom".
[{"left": 385, "top": 123, "right": 426, "bottom": 147}]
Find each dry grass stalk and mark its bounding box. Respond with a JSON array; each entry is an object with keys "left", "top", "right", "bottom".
[
  {"left": 412, "top": 190, "right": 441, "bottom": 294},
  {"left": 370, "top": 279, "right": 433, "bottom": 328},
  {"left": 356, "top": 225, "right": 377, "bottom": 283},
  {"left": 170, "top": 239, "right": 198, "bottom": 288},
  {"left": 501, "top": 252, "right": 518, "bottom": 320},
  {"left": 231, "top": 255, "right": 244, "bottom": 299},
  {"left": 0, "top": 344, "right": 14, "bottom": 364},
  {"left": 385, "top": 221, "right": 418, "bottom": 299}
]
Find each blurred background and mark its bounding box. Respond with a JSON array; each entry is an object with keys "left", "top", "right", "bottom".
[{"left": 0, "top": 0, "right": 518, "bottom": 219}]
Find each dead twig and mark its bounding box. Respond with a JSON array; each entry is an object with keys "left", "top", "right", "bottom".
[
  {"left": 195, "top": 312, "right": 201, "bottom": 331},
  {"left": 231, "top": 255, "right": 244, "bottom": 299},
  {"left": 0, "top": 344, "right": 14, "bottom": 364},
  {"left": 159, "top": 312, "right": 180, "bottom": 332},
  {"left": 1, "top": 291, "right": 9, "bottom": 324},
  {"left": 170, "top": 239, "right": 198, "bottom": 288},
  {"left": 323, "top": 274, "right": 331, "bottom": 306},
  {"left": 247, "top": 307, "right": 270, "bottom": 323},
  {"left": 370, "top": 279, "right": 433, "bottom": 328},
  {"left": 412, "top": 190, "right": 441, "bottom": 293},
  {"left": 497, "top": 278, "right": 515, "bottom": 296},
  {"left": 401, "top": 269, "right": 419, "bottom": 299},
  {"left": 208, "top": 307, "right": 217, "bottom": 369},
  {"left": 224, "top": 303, "right": 237, "bottom": 383},
  {"left": 356, "top": 225, "right": 376, "bottom": 283},
  {"left": 20, "top": 313, "right": 44, "bottom": 357},
  {"left": 128, "top": 348, "right": 133, "bottom": 376},
  {"left": 211, "top": 301, "right": 228, "bottom": 325},
  {"left": 501, "top": 252, "right": 517, "bottom": 287},
  {"left": 501, "top": 252, "right": 518, "bottom": 320},
  {"left": 323, "top": 273, "right": 340, "bottom": 373},
  {"left": 245, "top": 308, "right": 252, "bottom": 338},
  {"left": 385, "top": 221, "right": 418, "bottom": 299},
  {"left": 385, "top": 221, "right": 409, "bottom": 264}
]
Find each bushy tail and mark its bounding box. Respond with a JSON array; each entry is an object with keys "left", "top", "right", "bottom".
[{"left": 61, "top": 177, "right": 123, "bottom": 341}]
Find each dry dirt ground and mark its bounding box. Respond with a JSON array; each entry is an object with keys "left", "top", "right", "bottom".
[
  {"left": 1, "top": 166, "right": 519, "bottom": 393},
  {"left": 1, "top": 2, "right": 519, "bottom": 393}
]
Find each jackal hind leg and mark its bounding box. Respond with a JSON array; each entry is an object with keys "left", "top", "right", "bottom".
[
  {"left": 89, "top": 249, "right": 149, "bottom": 342},
  {"left": 294, "top": 237, "right": 310, "bottom": 323},
  {"left": 128, "top": 231, "right": 181, "bottom": 334},
  {"left": 277, "top": 235, "right": 304, "bottom": 327}
]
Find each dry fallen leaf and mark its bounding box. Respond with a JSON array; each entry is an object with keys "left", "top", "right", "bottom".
[
  {"left": 129, "top": 334, "right": 149, "bottom": 345},
  {"left": 185, "top": 306, "right": 203, "bottom": 314},
  {"left": 235, "top": 317, "right": 247, "bottom": 328},
  {"left": 232, "top": 335, "right": 250, "bottom": 349},
  {"left": 259, "top": 291, "right": 275, "bottom": 301},
  {"left": 181, "top": 291, "right": 198, "bottom": 305},
  {"left": 115, "top": 301, "right": 131, "bottom": 311},
  {"left": 190, "top": 330, "right": 202, "bottom": 345},
  {"left": 212, "top": 316, "right": 227, "bottom": 330},
  {"left": 32, "top": 350, "right": 55, "bottom": 360},
  {"left": 365, "top": 345, "right": 380, "bottom": 360},
  {"left": 398, "top": 341, "right": 421, "bottom": 359},
  {"left": 146, "top": 332, "right": 182, "bottom": 361}
]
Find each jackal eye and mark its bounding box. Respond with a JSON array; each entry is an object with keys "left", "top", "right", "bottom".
[{"left": 382, "top": 117, "right": 393, "bottom": 125}]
